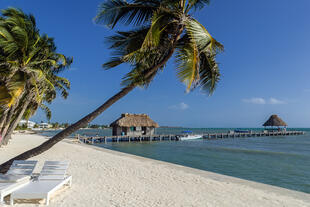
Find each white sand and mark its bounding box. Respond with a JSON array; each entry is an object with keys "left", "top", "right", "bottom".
[{"left": 0, "top": 134, "right": 309, "bottom": 207}]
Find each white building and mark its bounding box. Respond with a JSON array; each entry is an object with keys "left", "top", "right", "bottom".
[
  {"left": 19, "top": 120, "right": 36, "bottom": 129},
  {"left": 39, "top": 123, "right": 52, "bottom": 129}
]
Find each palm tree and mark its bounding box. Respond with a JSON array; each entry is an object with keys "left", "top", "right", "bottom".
[
  {"left": 0, "top": 0, "right": 223, "bottom": 173},
  {"left": 0, "top": 8, "right": 72, "bottom": 145}
]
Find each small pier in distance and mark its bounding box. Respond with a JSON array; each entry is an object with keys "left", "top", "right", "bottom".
[
  {"left": 76, "top": 130, "right": 305, "bottom": 144},
  {"left": 202, "top": 130, "right": 304, "bottom": 139}
]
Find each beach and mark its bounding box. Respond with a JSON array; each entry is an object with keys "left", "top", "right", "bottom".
[{"left": 0, "top": 134, "right": 309, "bottom": 207}]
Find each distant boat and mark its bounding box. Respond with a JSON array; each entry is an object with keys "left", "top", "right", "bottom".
[
  {"left": 179, "top": 131, "right": 202, "bottom": 140},
  {"left": 179, "top": 134, "right": 202, "bottom": 140}
]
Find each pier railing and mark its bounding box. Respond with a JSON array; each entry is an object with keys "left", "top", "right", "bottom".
[{"left": 76, "top": 130, "right": 305, "bottom": 144}]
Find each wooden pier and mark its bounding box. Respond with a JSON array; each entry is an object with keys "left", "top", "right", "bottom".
[
  {"left": 202, "top": 131, "right": 304, "bottom": 139},
  {"left": 76, "top": 130, "right": 305, "bottom": 144},
  {"left": 77, "top": 134, "right": 179, "bottom": 144}
]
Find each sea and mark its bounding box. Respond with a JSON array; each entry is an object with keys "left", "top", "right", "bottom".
[{"left": 39, "top": 127, "right": 310, "bottom": 194}]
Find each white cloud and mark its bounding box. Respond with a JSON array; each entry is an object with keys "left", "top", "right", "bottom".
[
  {"left": 269, "top": 98, "right": 286, "bottom": 105},
  {"left": 242, "top": 97, "right": 266, "bottom": 104},
  {"left": 179, "top": 102, "right": 189, "bottom": 110},
  {"left": 169, "top": 102, "right": 189, "bottom": 110},
  {"left": 242, "top": 97, "right": 286, "bottom": 105}
]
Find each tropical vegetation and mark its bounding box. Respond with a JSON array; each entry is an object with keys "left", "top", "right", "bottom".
[
  {"left": 0, "top": 8, "right": 72, "bottom": 146},
  {"left": 0, "top": 0, "right": 223, "bottom": 173}
]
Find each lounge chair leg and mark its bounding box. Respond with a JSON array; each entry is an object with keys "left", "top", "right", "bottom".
[
  {"left": 10, "top": 196, "right": 14, "bottom": 205},
  {"left": 0, "top": 194, "right": 4, "bottom": 204},
  {"left": 45, "top": 195, "right": 50, "bottom": 205},
  {"left": 69, "top": 177, "right": 72, "bottom": 187}
]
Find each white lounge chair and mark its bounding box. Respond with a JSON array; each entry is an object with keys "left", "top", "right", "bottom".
[
  {"left": 10, "top": 161, "right": 72, "bottom": 205},
  {"left": 0, "top": 160, "right": 37, "bottom": 204}
]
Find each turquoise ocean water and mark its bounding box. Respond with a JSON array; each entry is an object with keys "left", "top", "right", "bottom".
[{"left": 40, "top": 128, "right": 310, "bottom": 194}]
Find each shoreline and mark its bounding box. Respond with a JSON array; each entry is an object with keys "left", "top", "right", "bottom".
[{"left": 0, "top": 134, "right": 309, "bottom": 206}]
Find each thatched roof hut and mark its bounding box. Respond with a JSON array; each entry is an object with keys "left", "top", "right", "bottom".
[
  {"left": 110, "top": 113, "right": 159, "bottom": 136},
  {"left": 263, "top": 115, "right": 287, "bottom": 127},
  {"left": 110, "top": 113, "right": 159, "bottom": 128}
]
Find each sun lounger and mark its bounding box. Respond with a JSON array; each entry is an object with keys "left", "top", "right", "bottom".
[
  {"left": 10, "top": 161, "right": 72, "bottom": 205},
  {"left": 0, "top": 160, "right": 37, "bottom": 204}
]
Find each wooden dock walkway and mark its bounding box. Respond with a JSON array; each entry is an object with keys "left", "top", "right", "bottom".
[
  {"left": 77, "top": 134, "right": 179, "bottom": 144},
  {"left": 76, "top": 131, "right": 305, "bottom": 144},
  {"left": 202, "top": 131, "right": 304, "bottom": 139}
]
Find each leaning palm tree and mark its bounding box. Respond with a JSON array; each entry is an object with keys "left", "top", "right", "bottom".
[{"left": 0, "top": 0, "right": 223, "bottom": 173}]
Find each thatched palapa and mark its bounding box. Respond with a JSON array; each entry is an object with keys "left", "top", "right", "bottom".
[
  {"left": 263, "top": 115, "right": 287, "bottom": 127},
  {"left": 110, "top": 113, "right": 159, "bottom": 128},
  {"left": 110, "top": 113, "right": 159, "bottom": 136}
]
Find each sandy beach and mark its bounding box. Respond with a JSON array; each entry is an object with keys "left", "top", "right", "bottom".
[{"left": 0, "top": 134, "right": 309, "bottom": 207}]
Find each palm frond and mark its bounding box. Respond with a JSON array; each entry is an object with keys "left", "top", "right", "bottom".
[
  {"left": 0, "top": 26, "right": 13, "bottom": 41},
  {"left": 0, "top": 72, "right": 25, "bottom": 108},
  {"left": 186, "top": 0, "right": 210, "bottom": 11},
  {"left": 54, "top": 76, "right": 70, "bottom": 89},
  {"left": 22, "top": 108, "right": 33, "bottom": 120},
  {"left": 185, "top": 17, "right": 223, "bottom": 54},
  {"left": 106, "top": 27, "right": 149, "bottom": 54},
  {"left": 177, "top": 17, "right": 223, "bottom": 94},
  {"left": 95, "top": 0, "right": 160, "bottom": 28},
  {"left": 121, "top": 43, "right": 173, "bottom": 88},
  {"left": 141, "top": 10, "right": 178, "bottom": 50},
  {"left": 102, "top": 57, "right": 123, "bottom": 69},
  {"left": 39, "top": 103, "right": 51, "bottom": 120},
  {"left": 103, "top": 27, "right": 149, "bottom": 70},
  {"left": 120, "top": 62, "right": 161, "bottom": 88},
  {"left": 198, "top": 52, "right": 220, "bottom": 95},
  {"left": 175, "top": 40, "right": 200, "bottom": 92},
  {"left": 0, "top": 85, "right": 12, "bottom": 107}
]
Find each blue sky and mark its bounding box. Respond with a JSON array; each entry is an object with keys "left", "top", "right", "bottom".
[{"left": 1, "top": 0, "right": 310, "bottom": 127}]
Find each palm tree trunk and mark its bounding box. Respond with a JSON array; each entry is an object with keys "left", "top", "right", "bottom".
[
  {"left": 0, "top": 109, "right": 9, "bottom": 129},
  {"left": 0, "top": 26, "right": 184, "bottom": 174},
  {"left": 1, "top": 96, "right": 32, "bottom": 145},
  {"left": 0, "top": 109, "right": 9, "bottom": 146},
  {"left": 0, "top": 105, "right": 17, "bottom": 138},
  {"left": 0, "top": 90, "right": 26, "bottom": 139}
]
